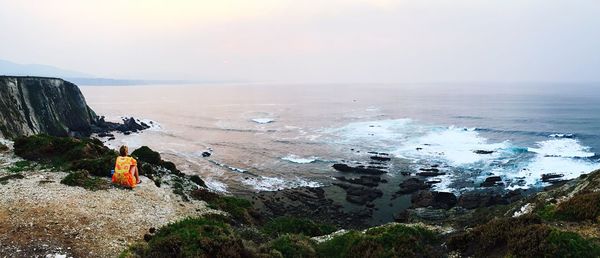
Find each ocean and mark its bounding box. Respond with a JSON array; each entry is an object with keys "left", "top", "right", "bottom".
[{"left": 80, "top": 82, "right": 600, "bottom": 197}]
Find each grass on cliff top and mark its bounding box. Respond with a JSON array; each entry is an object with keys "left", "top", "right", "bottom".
[
  {"left": 6, "top": 160, "right": 33, "bottom": 173},
  {"left": 13, "top": 134, "right": 116, "bottom": 177},
  {"left": 60, "top": 170, "right": 110, "bottom": 191},
  {"left": 122, "top": 214, "right": 441, "bottom": 258},
  {"left": 316, "top": 224, "right": 442, "bottom": 258},
  {"left": 191, "top": 188, "right": 259, "bottom": 225},
  {"left": 447, "top": 215, "right": 600, "bottom": 258},
  {"left": 262, "top": 217, "right": 337, "bottom": 238},
  {"left": 124, "top": 215, "right": 250, "bottom": 258}
]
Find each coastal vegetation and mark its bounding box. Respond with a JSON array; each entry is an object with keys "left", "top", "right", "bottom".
[
  {"left": 5, "top": 134, "right": 600, "bottom": 257},
  {"left": 121, "top": 214, "right": 444, "bottom": 258}
]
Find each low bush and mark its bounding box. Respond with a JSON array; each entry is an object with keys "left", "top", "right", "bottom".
[
  {"left": 191, "top": 188, "right": 259, "bottom": 225},
  {"left": 262, "top": 217, "right": 337, "bottom": 238},
  {"left": 60, "top": 170, "right": 110, "bottom": 191},
  {"left": 267, "top": 234, "right": 318, "bottom": 258},
  {"left": 536, "top": 204, "right": 558, "bottom": 221},
  {"left": 554, "top": 192, "right": 600, "bottom": 222},
  {"left": 447, "top": 216, "right": 600, "bottom": 257},
  {"left": 131, "top": 146, "right": 162, "bottom": 165},
  {"left": 13, "top": 134, "right": 116, "bottom": 175},
  {"left": 316, "top": 224, "right": 442, "bottom": 258},
  {"left": 6, "top": 160, "right": 33, "bottom": 173},
  {"left": 125, "top": 215, "right": 253, "bottom": 258}
]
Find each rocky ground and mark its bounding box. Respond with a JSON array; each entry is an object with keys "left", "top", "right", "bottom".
[{"left": 0, "top": 150, "right": 215, "bottom": 258}]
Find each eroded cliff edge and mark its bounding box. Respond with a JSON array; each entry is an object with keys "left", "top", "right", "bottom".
[{"left": 0, "top": 76, "right": 98, "bottom": 138}]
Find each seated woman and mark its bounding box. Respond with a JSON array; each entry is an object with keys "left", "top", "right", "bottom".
[{"left": 112, "top": 145, "right": 141, "bottom": 188}]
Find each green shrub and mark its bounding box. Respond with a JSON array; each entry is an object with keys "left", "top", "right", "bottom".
[
  {"left": 60, "top": 170, "right": 110, "bottom": 191},
  {"left": 131, "top": 146, "right": 161, "bottom": 165},
  {"left": 447, "top": 216, "right": 600, "bottom": 258},
  {"left": 71, "top": 156, "right": 114, "bottom": 177},
  {"left": 267, "top": 234, "right": 317, "bottom": 258},
  {"left": 190, "top": 189, "right": 258, "bottom": 225},
  {"left": 209, "top": 196, "right": 257, "bottom": 224},
  {"left": 316, "top": 224, "right": 442, "bottom": 258},
  {"left": 262, "top": 217, "right": 337, "bottom": 237},
  {"left": 536, "top": 204, "right": 558, "bottom": 221},
  {"left": 546, "top": 230, "right": 600, "bottom": 257},
  {"left": 13, "top": 134, "right": 117, "bottom": 175},
  {"left": 127, "top": 215, "right": 252, "bottom": 258},
  {"left": 6, "top": 160, "right": 33, "bottom": 173},
  {"left": 554, "top": 192, "right": 600, "bottom": 221}
]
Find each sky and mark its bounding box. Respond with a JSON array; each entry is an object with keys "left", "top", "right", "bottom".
[{"left": 0, "top": 0, "right": 599, "bottom": 83}]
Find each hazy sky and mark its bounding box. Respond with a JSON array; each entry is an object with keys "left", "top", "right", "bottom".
[{"left": 0, "top": 0, "right": 599, "bottom": 82}]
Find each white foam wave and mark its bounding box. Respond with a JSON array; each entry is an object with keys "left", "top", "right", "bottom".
[
  {"left": 528, "top": 138, "right": 594, "bottom": 158},
  {"left": 252, "top": 118, "right": 274, "bottom": 124},
  {"left": 241, "top": 176, "right": 322, "bottom": 191},
  {"left": 324, "top": 119, "right": 414, "bottom": 149},
  {"left": 205, "top": 178, "right": 228, "bottom": 192},
  {"left": 281, "top": 155, "right": 318, "bottom": 164},
  {"left": 396, "top": 126, "right": 510, "bottom": 165},
  {"left": 331, "top": 119, "right": 599, "bottom": 191}
]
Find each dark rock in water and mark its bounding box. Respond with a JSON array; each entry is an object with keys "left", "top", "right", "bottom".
[
  {"left": 336, "top": 175, "right": 382, "bottom": 187},
  {"left": 110, "top": 117, "right": 151, "bottom": 134},
  {"left": 92, "top": 115, "right": 151, "bottom": 136},
  {"left": 370, "top": 156, "right": 391, "bottom": 162},
  {"left": 431, "top": 164, "right": 440, "bottom": 168},
  {"left": 97, "top": 132, "right": 114, "bottom": 138},
  {"left": 397, "top": 178, "right": 430, "bottom": 195},
  {"left": 481, "top": 176, "right": 503, "bottom": 187},
  {"left": 457, "top": 191, "right": 509, "bottom": 209},
  {"left": 541, "top": 173, "right": 565, "bottom": 183},
  {"left": 394, "top": 210, "right": 410, "bottom": 222},
  {"left": 332, "top": 164, "right": 386, "bottom": 175},
  {"left": 368, "top": 152, "right": 390, "bottom": 156},
  {"left": 367, "top": 165, "right": 387, "bottom": 170},
  {"left": 411, "top": 190, "right": 457, "bottom": 209},
  {"left": 474, "top": 150, "right": 494, "bottom": 154},
  {"left": 416, "top": 147, "right": 423, "bottom": 151},
  {"left": 107, "top": 137, "right": 115, "bottom": 141},
  {"left": 202, "top": 151, "right": 211, "bottom": 157},
  {"left": 503, "top": 189, "right": 525, "bottom": 203},
  {"left": 252, "top": 186, "right": 371, "bottom": 229},
  {"left": 426, "top": 179, "right": 442, "bottom": 185},
  {"left": 419, "top": 168, "right": 440, "bottom": 173},
  {"left": 400, "top": 171, "right": 412, "bottom": 176},
  {"left": 0, "top": 143, "right": 8, "bottom": 152},
  {"left": 417, "top": 171, "right": 446, "bottom": 177},
  {"left": 334, "top": 182, "right": 383, "bottom": 205}
]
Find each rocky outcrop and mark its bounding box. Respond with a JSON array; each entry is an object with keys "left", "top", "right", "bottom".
[{"left": 0, "top": 76, "right": 97, "bottom": 138}]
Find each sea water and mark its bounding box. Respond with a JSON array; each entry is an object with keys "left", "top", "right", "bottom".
[{"left": 80, "top": 82, "right": 600, "bottom": 194}]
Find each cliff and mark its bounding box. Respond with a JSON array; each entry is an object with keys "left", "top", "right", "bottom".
[{"left": 0, "top": 76, "right": 98, "bottom": 138}]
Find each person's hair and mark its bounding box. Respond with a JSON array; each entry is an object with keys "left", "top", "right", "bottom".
[{"left": 119, "top": 145, "right": 128, "bottom": 156}]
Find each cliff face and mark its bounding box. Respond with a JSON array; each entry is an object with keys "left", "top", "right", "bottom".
[{"left": 0, "top": 76, "right": 97, "bottom": 138}]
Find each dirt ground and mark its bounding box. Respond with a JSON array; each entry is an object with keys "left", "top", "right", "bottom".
[{"left": 0, "top": 152, "right": 216, "bottom": 258}]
